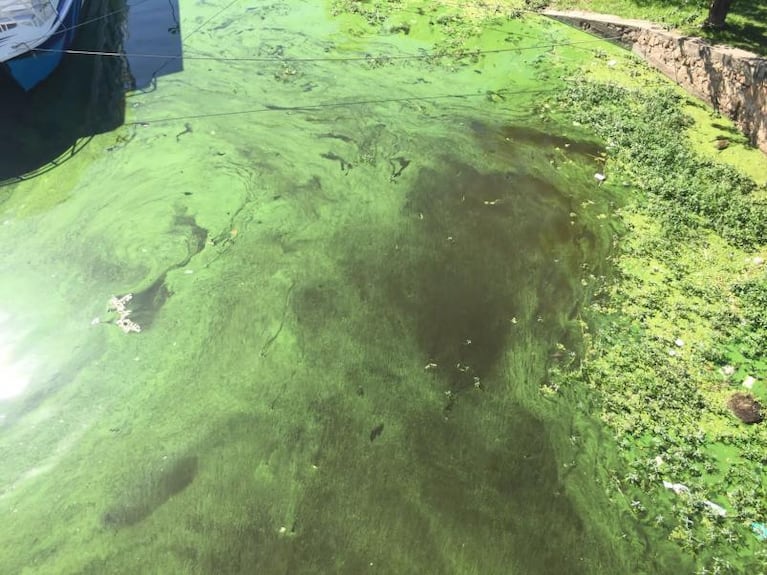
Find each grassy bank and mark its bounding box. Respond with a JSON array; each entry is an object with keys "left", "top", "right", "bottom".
[
  {"left": 541, "top": 35, "right": 767, "bottom": 575},
  {"left": 544, "top": 0, "right": 767, "bottom": 56}
]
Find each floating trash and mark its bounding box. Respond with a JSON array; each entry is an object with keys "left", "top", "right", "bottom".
[
  {"left": 662, "top": 480, "right": 690, "bottom": 495},
  {"left": 751, "top": 522, "right": 767, "bottom": 541},
  {"left": 703, "top": 500, "right": 727, "bottom": 517}
]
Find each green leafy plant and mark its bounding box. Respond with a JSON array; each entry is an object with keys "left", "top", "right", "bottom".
[{"left": 558, "top": 80, "right": 767, "bottom": 248}]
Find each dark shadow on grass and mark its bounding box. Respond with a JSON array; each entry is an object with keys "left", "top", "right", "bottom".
[
  {"left": 679, "top": 37, "right": 766, "bottom": 149},
  {"left": 710, "top": 122, "right": 743, "bottom": 136},
  {"left": 699, "top": 20, "right": 767, "bottom": 56},
  {"left": 557, "top": 0, "right": 767, "bottom": 54}
]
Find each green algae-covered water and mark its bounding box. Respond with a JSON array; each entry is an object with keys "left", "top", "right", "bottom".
[{"left": 0, "top": 2, "right": 692, "bottom": 573}]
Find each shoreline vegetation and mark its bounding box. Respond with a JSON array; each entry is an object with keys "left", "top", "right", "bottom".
[
  {"left": 547, "top": 78, "right": 767, "bottom": 573},
  {"left": 332, "top": 1, "right": 766, "bottom": 572}
]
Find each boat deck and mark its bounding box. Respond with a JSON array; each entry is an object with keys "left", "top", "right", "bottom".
[
  {"left": 0, "top": 0, "right": 58, "bottom": 61},
  {"left": 0, "top": 0, "right": 55, "bottom": 22}
]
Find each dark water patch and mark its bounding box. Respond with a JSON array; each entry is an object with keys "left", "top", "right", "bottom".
[
  {"left": 369, "top": 422, "right": 384, "bottom": 441},
  {"left": 389, "top": 156, "right": 411, "bottom": 180},
  {"left": 317, "top": 132, "right": 355, "bottom": 143},
  {"left": 124, "top": 210, "right": 206, "bottom": 329},
  {"left": 278, "top": 144, "right": 595, "bottom": 571},
  {"left": 292, "top": 282, "right": 348, "bottom": 332},
  {"left": 500, "top": 125, "right": 603, "bottom": 157},
  {"left": 102, "top": 455, "right": 198, "bottom": 528},
  {"left": 281, "top": 175, "right": 337, "bottom": 221},
  {"left": 320, "top": 151, "right": 354, "bottom": 172},
  {"left": 173, "top": 209, "right": 209, "bottom": 263},
  {"left": 129, "top": 274, "right": 171, "bottom": 330},
  {"left": 469, "top": 120, "right": 604, "bottom": 161},
  {"left": 277, "top": 129, "right": 652, "bottom": 571},
  {"left": 406, "top": 404, "right": 591, "bottom": 575},
  {"left": 384, "top": 159, "right": 577, "bottom": 391}
]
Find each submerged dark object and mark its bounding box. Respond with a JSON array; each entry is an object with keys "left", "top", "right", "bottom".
[
  {"left": 370, "top": 423, "right": 384, "bottom": 441},
  {"left": 727, "top": 392, "right": 763, "bottom": 424},
  {"left": 102, "top": 455, "right": 199, "bottom": 528}
]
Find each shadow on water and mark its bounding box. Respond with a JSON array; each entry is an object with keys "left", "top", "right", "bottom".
[
  {"left": 0, "top": 0, "right": 128, "bottom": 182},
  {"left": 0, "top": 0, "right": 184, "bottom": 184}
]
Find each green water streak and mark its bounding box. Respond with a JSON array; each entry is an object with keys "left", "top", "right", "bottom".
[{"left": 0, "top": 2, "right": 692, "bottom": 573}]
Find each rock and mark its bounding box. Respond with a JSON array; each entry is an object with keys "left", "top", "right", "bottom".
[
  {"left": 714, "top": 138, "right": 729, "bottom": 150},
  {"left": 727, "top": 392, "right": 764, "bottom": 424},
  {"left": 743, "top": 375, "right": 756, "bottom": 389}
]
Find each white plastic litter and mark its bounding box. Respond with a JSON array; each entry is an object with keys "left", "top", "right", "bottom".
[
  {"left": 703, "top": 500, "right": 727, "bottom": 517},
  {"left": 662, "top": 481, "right": 690, "bottom": 495}
]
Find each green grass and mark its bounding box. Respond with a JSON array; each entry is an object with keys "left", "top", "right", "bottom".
[{"left": 545, "top": 0, "right": 767, "bottom": 55}]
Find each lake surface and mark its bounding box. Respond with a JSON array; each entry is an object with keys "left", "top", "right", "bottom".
[{"left": 0, "top": 1, "right": 691, "bottom": 573}]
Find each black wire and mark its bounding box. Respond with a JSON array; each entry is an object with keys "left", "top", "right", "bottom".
[
  {"left": 127, "top": 87, "right": 557, "bottom": 125},
  {"left": 182, "top": 0, "right": 240, "bottom": 42},
  {"left": 18, "top": 0, "right": 154, "bottom": 46},
  {"left": 35, "top": 33, "right": 624, "bottom": 62}
]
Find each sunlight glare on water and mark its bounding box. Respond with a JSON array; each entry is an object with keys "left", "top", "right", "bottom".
[{"left": 0, "top": 313, "right": 32, "bottom": 401}]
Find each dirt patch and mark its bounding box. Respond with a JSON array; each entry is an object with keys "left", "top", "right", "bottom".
[{"left": 727, "top": 392, "right": 764, "bottom": 424}]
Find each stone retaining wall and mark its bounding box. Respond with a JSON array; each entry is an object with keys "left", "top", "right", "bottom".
[{"left": 543, "top": 10, "right": 767, "bottom": 154}]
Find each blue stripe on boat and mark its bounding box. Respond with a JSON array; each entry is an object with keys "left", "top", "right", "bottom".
[{"left": 6, "top": 0, "right": 84, "bottom": 91}]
